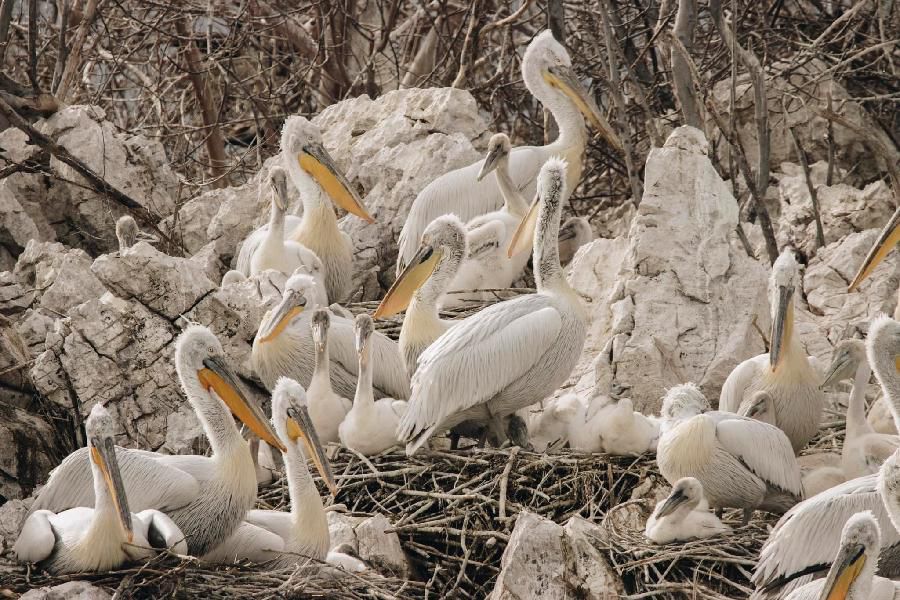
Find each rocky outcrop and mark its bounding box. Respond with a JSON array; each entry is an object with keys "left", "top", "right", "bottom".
[
  {"left": 326, "top": 511, "right": 410, "bottom": 577},
  {"left": 20, "top": 582, "right": 111, "bottom": 600}
]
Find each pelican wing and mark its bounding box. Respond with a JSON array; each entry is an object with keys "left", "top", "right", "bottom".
[
  {"left": 202, "top": 521, "right": 286, "bottom": 564},
  {"left": 719, "top": 354, "right": 766, "bottom": 413},
  {"left": 324, "top": 315, "right": 411, "bottom": 399},
  {"left": 136, "top": 509, "right": 188, "bottom": 554},
  {"left": 13, "top": 510, "right": 57, "bottom": 564},
  {"left": 399, "top": 295, "right": 562, "bottom": 442},
  {"left": 244, "top": 509, "right": 292, "bottom": 541}
]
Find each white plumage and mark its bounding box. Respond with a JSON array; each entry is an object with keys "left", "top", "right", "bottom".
[
  {"left": 306, "top": 309, "right": 352, "bottom": 445},
  {"left": 644, "top": 477, "right": 731, "bottom": 544}
]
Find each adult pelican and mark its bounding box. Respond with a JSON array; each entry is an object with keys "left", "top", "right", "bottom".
[
  {"left": 374, "top": 215, "right": 467, "bottom": 378},
  {"left": 252, "top": 273, "right": 409, "bottom": 400},
  {"left": 115, "top": 215, "right": 155, "bottom": 253},
  {"left": 751, "top": 315, "right": 900, "bottom": 600},
  {"left": 644, "top": 477, "right": 731, "bottom": 545},
  {"left": 395, "top": 31, "right": 621, "bottom": 274},
  {"left": 14, "top": 404, "right": 186, "bottom": 573},
  {"left": 236, "top": 116, "right": 374, "bottom": 302},
  {"left": 397, "top": 157, "right": 587, "bottom": 455},
  {"left": 657, "top": 383, "right": 802, "bottom": 524},
  {"left": 27, "top": 325, "right": 286, "bottom": 556},
  {"left": 720, "top": 249, "right": 824, "bottom": 453},
  {"left": 307, "top": 309, "right": 351, "bottom": 444}
]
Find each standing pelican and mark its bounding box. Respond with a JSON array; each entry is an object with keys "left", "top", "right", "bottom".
[
  {"left": 307, "top": 309, "right": 351, "bottom": 444},
  {"left": 720, "top": 249, "right": 824, "bottom": 453},
  {"left": 657, "top": 383, "right": 802, "bottom": 524},
  {"left": 398, "top": 157, "right": 587, "bottom": 454},
  {"left": 396, "top": 31, "right": 621, "bottom": 274},
  {"left": 848, "top": 206, "right": 900, "bottom": 322},
  {"left": 115, "top": 215, "right": 155, "bottom": 252},
  {"left": 253, "top": 273, "right": 409, "bottom": 400},
  {"left": 374, "top": 215, "right": 467, "bottom": 377},
  {"left": 339, "top": 315, "right": 409, "bottom": 456},
  {"left": 14, "top": 404, "right": 186, "bottom": 573},
  {"left": 558, "top": 217, "right": 592, "bottom": 266},
  {"left": 236, "top": 117, "right": 374, "bottom": 302},
  {"left": 27, "top": 325, "right": 286, "bottom": 556},
  {"left": 644, "top": 477, "right": 731, "bottom": 544}
]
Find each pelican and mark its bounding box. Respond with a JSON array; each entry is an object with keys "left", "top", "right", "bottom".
[
  {"left": 236, "top": 116, "right": 374, "bottom": 302},
  {"left": 720, "top": 249, "right": 824, "bottom": 453},
  {"left": 221, "top": 270, "right": 247, "bottom": 287},
  {"left": 525, "top": 395, "right": 581, "bottom": 453},
  {"left": 27, "top": 325, "right": 286, "bottom": 556},
  {"left": 397, "top": 157, "right": 587, "bottom": 455},
  {"left": 558, "top": 217, "right": 592, "bottom": 266},
  {"left": 738, "top": 391, "right": 777, "bottom": 426},
  {"left": 657, "top": 383, "right": 802, "bottom": 524},
  {"left": 871, "top": 397, "right": 899, "bottom": 435},
  {"left": 848, "top": 206, "right": 900, "bottom": 322},
  {"left": 821, "top": 339, "right": 899, "bottom": 479},
  {"left": 14, "top": 403, "right": 186, "bottom": 573},
  {"left": 444, "top": 220, "right": 510, "bottom": 308},
  {"left": 339, "top": 314, "right": 409, "bottom": 456},
  {"left": 563, "top": 394, "right": 607, "bottom": 453},
  {"left": 203, "top": 378, "right": 337, "bottom": 565},
  {"left": 395, "top": 30, "right": 621, "bottom": 274},
  {"left": 784, "top": 511, "right": 899, "bottom": 600},
  {"left": 596, "top": 396, "right": 659, "bottom": 456},
  {"left": 644, "top": 477, "right": 731, "bottom": 545},
  {"left": 307, "top": 309, "right": 351, "bottom": 445},
  {"left": 374, "top": 215, "right": 467, "bottom": 378},
  {"left": 252, "top": 273, "right": 409, "bottom": 400},
  {"left": 751, "top": 315, "right": 900, "bottom": 600},
  {"left": 115, "top": 215, "right": 155, "bottom": 252}
]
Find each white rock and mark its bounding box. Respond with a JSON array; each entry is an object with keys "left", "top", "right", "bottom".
[
  {"left": 355, "top": 513, "right": 409, "bottom": 577},
  {"left": 327, "top": 511, "right": 363, "bottom": 552},
  {"left": 20, "top": 582, "right": 111, "bottom": 600},
  {"left": 563, "top": 516, "right": 626, "bottom": 598}
]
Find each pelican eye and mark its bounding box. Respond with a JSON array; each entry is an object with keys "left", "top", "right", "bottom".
[{"left": 420, "top": 247, "right": 434, "bottom": 262}]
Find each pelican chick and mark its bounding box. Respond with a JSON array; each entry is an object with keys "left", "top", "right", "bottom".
[
  {"left": 525, "top": 395, "right": 582, "bottom": 452},
  {"left": 558, "top": 217, "right": 592, "bottom": 266},
  {"left": 221, "top": 270, "right": 246, "bottom": 287},
  {"left": 15, "top": 404, "right": 186, "bottom": 573},
  {"left": 339, "top": 315, "right": 408, "bottom": 456},
  {"left": 115, "top": 215, "right": 156, "bottom": 253},
  {"left": 737, "top": 391, "right": 777, "bottom": 426},
  {"left": 444, "top": 220, "right": 509, "bottom": 308},
  {"left": 597, "top": 396, "right": 658, "bottom": 456},
  {"left": 307, "top": 309, "right": 351, "bottom": 445},
  {"left": 644, "top": 477, "right": 731, "bottom": 545},
  {"left": 564, "top": 394, "right": 607, "bottom": 453}
]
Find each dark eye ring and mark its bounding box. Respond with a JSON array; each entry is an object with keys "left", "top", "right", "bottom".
[{"left": 420, "top": 247, "right": 434, "bottom": 262}]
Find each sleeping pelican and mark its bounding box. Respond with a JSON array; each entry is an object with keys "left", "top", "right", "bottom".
[
  {"left": 115, "top": 215, "right": 155, "bottom": 252},
  {"left": 784, "top": 511, "right": 899, "bottom": 600},
  {"left": 27, "top": 325, "right": 286, "bottom": 556},
  {"left": 398, "top": 157, "right": 587, "bottom": 454},
  {"left": 752, "top": 315, "right": 900, "bottom": 600},
  {"left": 720, "top": 249, "right": 824, "bottom": 453},
  {"left": 374, "top": 215, "right": 467, "bottom": 377},
  {"left": 644, "top": 477, "right": 731, "bottom": 544},
  {"left": 657, "top": 383, "right": 802, "bottom": 524},
  {"left": 396, "top": 31, "right": 621, "bottom": 274},
  {"left": 252, "top": 273, "right": 409, "bottom": 399},
  {"left": 339, "top": 314, "right": 409, "bottom": 456},
  {"left": 849, "top": 206, "right": 900, "bottom": 322},
  {"left": 236, "top": 116, "right": 374, "bottom": 302},
  {"left": 14, "top": 403, "right": 186, "bottom": 573},
  {"left": 558, "top": 217, "right": 592, "bottom": 266},
  {"left": 738, "top": 390, "right": 777, "bottom": 426},
  {"left": 307, "top": 309, "right": 351, "bottom": 444}
]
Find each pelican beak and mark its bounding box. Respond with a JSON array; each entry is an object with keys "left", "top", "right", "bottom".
[
  {"left": 271, "top": 178, "right": 288, "bottom": 212},
  {"left": 311, "top": 320, "right": 327, "bottom": 354},
  {"left": 770, "top": 285, "right": 794, "bottom": 370},
  {"left": 286, "top": 404, "right": 337, "bottom": 496},
  {"left": 744, "top": 399, "right": 765, "bottom": 419},
  {"left": 656, "top": 489, "right": 687, "bottom": 519},
  {"left": 849, "top": 207, "right": 900, "bottom": 292},
  {"left": 558, "top": 224, "right": 576, "bottom": 242},
  {"left": 298, "top": 142, "right": 373, "bottom": 223},
  {"left": 820, "top": 353, "right": 851, "bottom": 390},
  {"left": 375, "top": 245, "right": 442, "bottom": 318},
  {"left": 544, "top": 66, "right": 623, "bottom": 152},
  {"left": 507, "top": 192, "right": 539, "bottom": 258},
  {"left": 258, "top": 291, "right": 306, "bottom": 343},
  {"left": 818, "top": 543, "right": 866, "bottom": 600},
  {"left": 91, "top": 436, "right": 133, "bottom": 543},
  {"left": 477, "top": 145, "right": 505, "bottom": 182},
  {"left": 198, "top": 355, "right": 286, "bottom": 452}
]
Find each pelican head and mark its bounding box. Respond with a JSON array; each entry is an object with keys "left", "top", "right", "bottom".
[
  {"left": 818, "top": 511, "right": 881, "bottom": 600},
  {"left": 769, "top": 249, "right": 801, "bottom": 371},
  {"left": 355, "top": 313, "right": 375, "bottom": 365},
  {"left": 508, "top": 156, "right": 568, "bottom": 259},
  {"left": 849, "top": 206, "right": 900, "bottom": 291},
  {"left": 310, "top": 308, "right": 330, "bottom": 354},
  {"left": 655, "top": 477, "right": 704, "bottom": 519},
  {"left": 661, "top": 382, "right": 709, "bottom": 422},
  {"left": 268, "top": 165, "right": 290, "bottom": 213},
  {"left": 375, "top": 215, "right": 467, "bottom": 318},
  {"left": 559, "top": 217, "right": 592, "bottom": 245},
  {"left": 821, "top": 339, "right": 867, "bottom": 389},
  {"left": 272, "top": 377, "right": 337, "bottom": 496},
  {"left": 281, "top": 116, "right": 373, "bottom": 223},
  {"left": 743, "top": 390, "right": 773, "bottom": 420},
  {"left": 115, "top": 215, "right": 155, "bottom": 251},
  {"left": 866, "top": 314, "right": 900, "bottom": 382},
  {"left": 257, "top": 273, "right": 320, "bottom": 344},
  {"left": 476, "top": 133, "right": 512, "bottom": 181},
  {"left": 221, "top": 270, "right": 246, "bottom": 287},
  {"left": 522, "top": 31, "right": 622, "bottom": 150},
  {"left": 85, "top": 403, "right": 133, "bottom": 542},
  {"left": 176, "top": 324, "right": 286, "bottom": 452}
]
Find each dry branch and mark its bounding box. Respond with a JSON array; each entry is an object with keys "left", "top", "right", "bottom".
[
  {"left": 789, "top": 127, "right": 826, "bottom": 249},
  {"left": 671, "top": 0, "right": 701, "bottom": 128},
  {"left": 55, "top": 0, "right": 100, "bottom": 102}
]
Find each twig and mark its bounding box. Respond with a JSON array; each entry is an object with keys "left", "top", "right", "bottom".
[
  {"left": 56, "top": 0, "right": 100, "bottom": 102},
  {"left": 789, "top": 127, "right": 826, "bottom": 249},
  {"left": 671, "top": 0, "right": 701, "bottom": 128}
]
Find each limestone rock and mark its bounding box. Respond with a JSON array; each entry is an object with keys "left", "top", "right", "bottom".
[
  {"left": 327, "top": 511, "right": 363, "bottom": 552},
  {"left": 355, "top": 513, "right": 409, "bottom": 577},
  {"left": 0, "top": 401, "right": 60, "bottom": 501},
  {"left": 20, "top": 581, "right": 111, "bottom": 600},
  {"left": 0, "top": 498, "right": 31, "bottom": 551},
  {"left": 563, "top": 516, "right": 626, "bottom": 598}
]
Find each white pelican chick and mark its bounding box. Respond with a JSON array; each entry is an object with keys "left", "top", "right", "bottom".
[
  {"left": 398, "top": 157, "right": 587, "bottom": 454},
  {"left": 396, "top": 31, "right": 621, "bottom": 274},
  {"left": 339, "top": 314, "right": 408, "bottom": 456},
  {"left": 374, "top": 215, "right": 467, "bottom": 378},
  {"left": 564, "top": 394, "right": 607, "bottom": 453},
  {"left": 307, "top": 309, "right": 351, "bottom": 445},
  {"left": 524, "top": 395, "right": 582, "bottom": 452},
  {"left": 597, "top": 396, "right": 658, "bottom": 456},
  {"left": 27, "top": 325, "right": 286, "bottom": 556},
  {"left": 237, "top": 117, "right": 374, "bottom": 302},
  {"left": 115, "top": 215, "right": 155, "bottom": 252},
  {"left": 221, "top": 270, "right": 246, "bottom": 287},
  {"left": 252, "top": 273, "right": 409, "bottom": 400},
  {"left": 558, "top": 217, "right": 592, "bottom": 266},
  {"left": 720, "top": 249, "right": 824, "bottom": 453},
  {"left": 644, "top": 477, "right": 731, "bottom": 545},
  {"left": 657, "top": 383, "right": 802, "bottom": 524},
  {"left": 443, "top": 220, "right": 509, "bottom": 308},
  {"left": 15, "top": 404, "right": 186, "bottom": 573}
]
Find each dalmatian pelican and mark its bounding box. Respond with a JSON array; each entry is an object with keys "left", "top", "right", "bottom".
[
  {"left": 720, "top": 249, "right": 824, "bottom": 453},
  {"left": 115, "top": 215, "right": 155, "bottom": 252},
  {"left": 14, "top": 403, "right": 186, "bottom": 573},
  {"left": 396, "top": 30, "right": 621, "bottom": 274},
  {"left": 27, "top": 325, "right": 286, "bottom": 557},
  {"left": 306, "top": 308, "right": 351, "bottom": 444},
  {"left": 397, "top": 157, "right": 587, "bottom": 454},
  {"left": 644, "top": 477, "right": 731, "bottom": 544},
  {"left": 236, "top": 116, "right": 374, "bottom": 302}
]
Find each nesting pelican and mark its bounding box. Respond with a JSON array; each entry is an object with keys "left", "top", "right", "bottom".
[
  {"left": 398, "top": 157, "right": 587, "bottom": 454},
  {"left": 306, "top": 309, "right": 351, "bottom": 444},
  {"left": 720, "top": 249, "right": 824, "bottom": 453},
  {"left": 738, "top": 390, "right": 777, "bottom": 426},
  {"left": 252, "top": 273, "right": 409, "bottom": 400},
  {"left": 596, "top": 396, "right": 659, "bottom": 456},
  {"left": 558, "top": 217, "right": 592, "bottom": 266},
  {"left": 27, "top": 325, "right": 285, "bottom": 556},
  {"left": 339, "top": 314, "right": 409, "bottom": 456},
  {"left": 644, "top": 477, "right": 731, "bottom": 545},
  {"left": 236, "top": 117, "right": 374, "bottom": 301},
  {"left": 848, "top": 206, "right": 900, "bottom": 322},
  {"left": 801, "top": 466, "right": 846, "bottom": 498},
  {"left": 115, "top": 215, "right": 155, "bottom": 252},
  {"left": 14, "top": 404, "right": 186, "bottom": 573},
  {"left": 657, "top": 383, "right": 802, "bottom": 524},
  {"left": 396, "top": 31, "right": 621, "bottom": 274},
  {"left": 525, "top": 395, "right": 582, "bottom": 452},
  {"left": 563, "top": 394, "right": 607, "bottom": 453}
]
